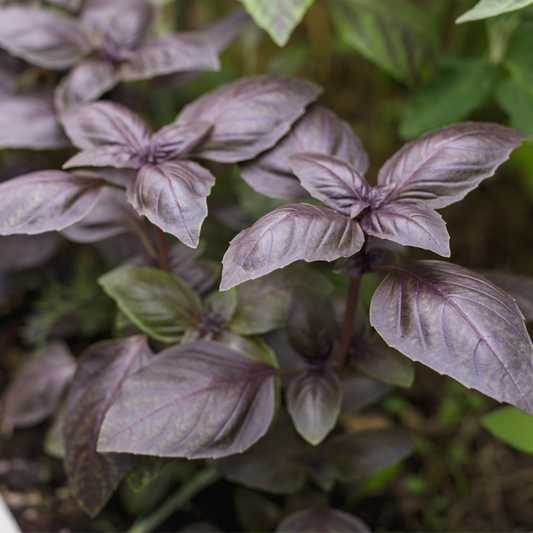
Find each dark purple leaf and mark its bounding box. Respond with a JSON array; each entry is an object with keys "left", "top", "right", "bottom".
[
  {"left": 341, "top": 375, "right": 393, "bottom": 414},
  {"left": 334, "top": 247, "right": 399, "bottom": 276},
  {"left": 55, "top": 59, "right": 119, "bottom": 116},
  {"left": 65, "top": 145, "right": 147, "bottom": 169},
  {"left": 149, "top": 121, "right": 212, "bottom": 162},
  {"left": 360, "top": 201, "right": 450, "bottom": 256},
  {"left": 287, "top": 368, "right": 342, "bottom": 445},
  {"left": 290, "top": 153, "right": 371, "bottom": 216},
  {"left": 276, "top": 507, "right": 371, "bottom": 533},
  {"left": 127, "top": 161, "right": 215, "bottom": 247},
  {"left": 378, "top": 122, "right": 528, "bottom": 208},
  {"left": 97, "top": 341, "right": 278, "bottom": 458},
  {"left": 0, "top": 95, "right": 70, "bottom": 150},
  {"left": 0, "top": 7, "right": 90, "bottom": 69},
  {"left": 175, "top": 75, "right": 322, "bottom": 162},
  {"left": 0, "top": 233, "right": 61, "bottom": 271},
  {"left": 121, "top": 33, "right": 220, "bottom": 81},
  {"left": 221, "top": 204, "right": 364, "bottom": 290},
  {"left": 2, "top": 341, "right": 76, "bottom": 427},
  {"left": 64, "top": 335, "right": 153, "bottom": 517},
  {"left": 0, "top": 50, "right": 17, "bottom": 96},
  {"left": 370, "top": 261, "right": 533, "bottom": 413},
  {"left": 0, "top": 170, "right": 106, "bottom": 235}
]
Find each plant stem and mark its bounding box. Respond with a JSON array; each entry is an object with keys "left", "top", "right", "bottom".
[
  {"left": 334, "top": 276, "right": 361, "bottom": 370},
  {"left": 127, "top": 467, "right": 220, "bottom": 533},
  {"left": 153, "top": 225, "right": 169, "bottom": 271}
]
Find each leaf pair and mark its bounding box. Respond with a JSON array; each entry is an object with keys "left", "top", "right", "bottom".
[{"left": 222, "top": 122, "right": 527, "bottom": 289}]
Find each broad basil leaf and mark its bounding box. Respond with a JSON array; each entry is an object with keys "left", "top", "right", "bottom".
[
  {"left": 221, "top": 204, "right": 364, "bottom": 290},
  {"left": 97, "top": 341, "right": 278, "bottom": 458},
  {"left": 290, "top": 153, "right": 371, "bottom": 217},
  {"left": 149, "top": 121, "right": 212, "bottom": 162},
  {"left": 99, "top": 265, "right": 202, "bottom": 343},
  {"left": 228, "top": 270, "right": 294, "bottom": 335},
  {"left": 175, "top": 75, "right": 322, "bottom": 162},
  {"left": 341, "top": 375, "right": 393, "bottom": 413},
  {"left": 287, "top": 368, "right": 342, "bottom": 445},
  {"left": 0, "top": 95, "right": 70, "bottom": 150},
  {"left": 240, "top": 104, "right": 368, "bottom": 199},
  {"left": 64, "top": 335, "right": 154, "bottom": 516},
  {"left": 0, "top": 233, "right": 61, "bottom": 272},
  {"left": 0, "top": 7, "right": 90, "bottom": 69},
  {"left": 370, "top": 261, "right": 533, "bottom": 413},
  {"left": 2, "top": 341, "right": 76, "bottom": 427},
  {"left": 495, "top": 78, "right": 533, "bottom": 137},
  {"left": 276, "top": 507, "right": 371, "bottom": 533},
  {"left": 0, "top": 170, "right": 105, "bottom": 235},
  {"left": 457, "top": 0, "right": 533, "bottom": 23},
  {"left": 360, "top": 201, "right": 450, "bottom": 256},
  {"left": 65, "top": 145, "right": 146, "bottom": 169},
  {"left": 121, "top": 34, "right": 220, "bottom": 81},
  {"left": 239, "top": 0, "right": 314, "bottom": 46},
  {"left": 377, "top": 122, "right": 527, "bottom": 208},
  {"left": 127, "top": 161, "right": 215, "bottom": 247},
  {"left": 329, "top": 0, "right": 438, "bottom": 86},
  {"left": 203, "top": 289, "right": 238, "bottom": 328}
]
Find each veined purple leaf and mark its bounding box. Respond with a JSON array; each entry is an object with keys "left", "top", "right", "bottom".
[
  {"left": 378, "top": 122, "right": 528, "bottom": 208},
  {"left": 287, "top": 368, "right": 342, "bottom": 445},
  {"left": 221, "top": 204, "right": 364, "bottom": 290},
  {"left": 240, "top": 104, "right": 368, "bottom": 199},
  {"left": 2, "top": 341, "right": 76, "bottom": 427},
  {"left": 127, "top": 161, "right": 215, "bottom": 248},
  {"left": 65, "top": 145, "right": 145, "bottom": 169},
  {"left": 175, "top": 75, "right": 322, "bottom": 162},
  {"left": 360, "top": 201, "right": 450, "bottom": 257},
  {"left": 99, "top": 265, "right": 202, "bottom": 343},
  {"left": 121, "top": 33, "right": 220, "bottom": 81},
  {"left": 0, "top": 7, "right": 90, "bottom": 69},
  {"left": 0, "top": 95, "right": 70, "bottom": 150},
  {"left": 370, "top": 261, "right": 533, "bottom": 413},
  {"left": 290, "top": 153, "right": 371, "bottom": 216},
  {"left": 55, "top": 59, "right": 119, "bottom": 116},
  {"left": 0, "top": 170, "right": 106, "bottom": 235},
  {"left": 276, "top": 507, "right": 371, "bottom": 533},
  {"left": 64, "top": 335, "right": 153, "bottom": 517},
  {"left": 62, "top": 100, "right": 151, "bottom": 151},
  {"left": 149, "top": 121, "right": 212, "bottom": 162},
  {"left": 97, "top": 341, "right": 278, "bottom": 458}
]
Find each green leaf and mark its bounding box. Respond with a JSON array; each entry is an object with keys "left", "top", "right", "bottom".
[
  {"left": 400, "top": 57, "right": 495, "bottom": 139},
  {"left": 239, "top": 0, "right": 315, "bottom": 46},
  {"left": 328, "top": 0, "right": 438, "bottom": 85},
  {"left": 456, "top": 0, "right": 533, "bottom": 24},
  {"left": 482, "top": 405, "right": 533, "bottom": 453},
  {"left": 495, "top": 78, "right": 533, "bottom": 136},
  {"left": 99, "top": 266, "right": 202, "bottom": 343},
  {"left": 504, "top": 22, "right": 533, "bottom": 92}
]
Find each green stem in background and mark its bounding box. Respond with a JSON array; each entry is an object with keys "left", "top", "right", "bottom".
[
  {"left": 486, "top": 13, "right": 520, "bottom": 66},
  {"left": 127, "top": 467, "right": 220, "bottom": 533},
  {"left": 153, "top": 225, "right": 169, "bottom": 271},
  {"left": 334, "top": 275, "right": 361, "bottom": 370}
]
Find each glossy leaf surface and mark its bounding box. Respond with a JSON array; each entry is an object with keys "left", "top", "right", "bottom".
[
  {"left": 64, "top": 335, "right": 153, "bottom": 516},
  {"left": 457, "top": 0, "right": 533, "bottom": 23},
  {"left": 98, "top": 341, "right": 278, "bottom": 458},
  {"left": 221, "top": 204, "right": 364, "bottom": 290},
  {"left": 99, "top": 265, "right": 202, "bottom": 343},
  {"left": 371, "top": 261, "right": 533, "bottom": 413},
  {"left": 176, "top": 76, "right": 322, "bottom": 162},
  {"left": 276, "top": 507, "right": 371, "bottom": 533},
  {"left": 127, "top": 161, "right": 215, "bottom": 247},
  {"left": 378, "top": 122, "right": 527, "bottom": 208},
  {"left": 0, "top": 171, "right": 105, "bottom": 235}
]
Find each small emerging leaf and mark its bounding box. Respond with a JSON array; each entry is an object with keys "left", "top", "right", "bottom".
[{"left": 456, "top": 0, "right": 533, "bottom": 23}]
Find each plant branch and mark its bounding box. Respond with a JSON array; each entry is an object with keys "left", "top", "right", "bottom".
[
  {"left": 153, "top": 225, "right": 169, "bottom": 271},
  {"left": 334, "top": 276, "right": 361, "bottom": 370}
]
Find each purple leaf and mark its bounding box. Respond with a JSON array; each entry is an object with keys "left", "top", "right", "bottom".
[
  {"left": 290, "top": 153, "right": 371, "bottom": 216},
  {"left": 55, "top": 59, "right": 119, "bottom": 116},
  {"left": 127, "top": 161, "right": 215, "bottom": 247},
  {"left": 287, "top": 368, "right": 343, "bottom": 445},
  {"left": 370, "top": 261, "right": 533, "bottom": 413},
  {"left": 341, "top": 375, "right": 393, "bottom": 414},
  {"left": 0, "top": 50, "right": 17, "bottom": 97},
  {"left": 97, "top": 341, "right": 278, "bottom": 458},
  {"left": 64, "top": 335, "right": 154, "bottom": 516},
  {"left": 175, "top": 75, "right": 322, "bottom": 162},
  {"left": 202, "top": 289, "right": 237, "bottom": 329},
  {"left": 221, "top": 204, "right": 364, "bottom": 290},
  {"left": 240, "top": 105, "right": 369, "bottom": 199},
  {"left": 378, "top": 122, "right": 528, "bottom": 208},
  {"left": 121, "top": 33, "right": 220, "bottom": 81},
  {"left": 360, "top": 201, "right": 450, "bottom": 256},
  {"left": 65, "top": 145, "right": 147, "bottom": 169},
  {"left": 0, "top": 7, "right": 90, "bottom": 69},
  {"left": 2, "top": 341, "right": 76, "bottom": 427},
  {"left": 149, "top": 121, "right": 212, "bottom": 162},
  {"left": 0, "top": 95, "right": 70, "bottom": 150},
  {"left": 0, "top": 170, "right": 106, "bottom": 235},
  {"left": 276, "top": 507, "right": 371, "bottom": 533},
  {"left": 0, "top": 233, "right": 61, "bottom": 271}
]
